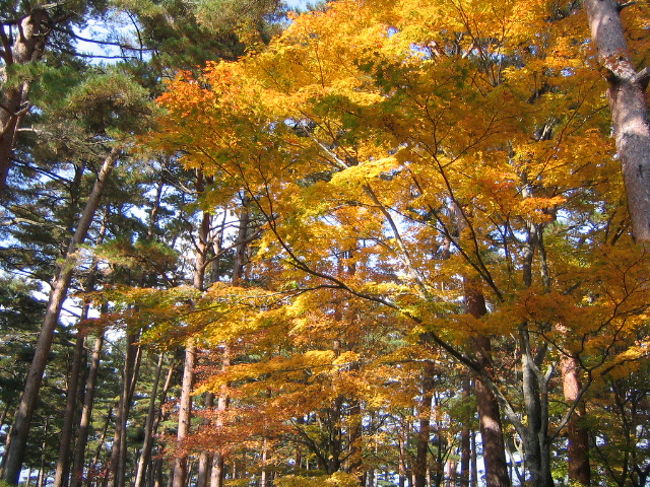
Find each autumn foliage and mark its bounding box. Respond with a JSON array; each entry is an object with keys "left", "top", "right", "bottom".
[{"left": 140, "top": 0, "right": 650, "bottom": 486}]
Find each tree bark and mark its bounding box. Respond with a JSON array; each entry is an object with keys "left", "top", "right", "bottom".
[
  {"left": 172, "top": 344, "right": 196, "bottom": 487},
  {"left": 209, "top": 347, "right": 230, "bottom": 487},
  {"left": 0, "top": 9, "right": 51, "bottom": 191},
  {"left": 107, "top": 329, "right": 139, "bottom": 487},
  {"left": 2, "top": 146, "right": 121, "bottom": 485},
  {"left": 414, "top": 363, "right": 435, "bottom": 487},
  {"left": 134, "top": 353, "right": 166, "bottom": 487},
  {"left": 560, "top": 356, "right": 590, "bottom": 486},
  {"left": 36, "top": 416, "right": 50, "bottom": 487},
  {"left": 70, "top": 332, "right": 104, "bottom": 487},
  {"left": 196, "top": 393, "right": 214, "bottom": 487},
  {"left": 584, "top": 0, "right": 650, "bottom": 241},
  {"left": 173, "top": 172, "right": 211, "bottom": 487},
  {"left": 519, "top": 325, "right": 554, "bottom": 487},
  {"left": 464, "top": 279, "right": 511, "bottom": 487},
  {"left": 53, "top": 320, "right": 88, "bottom": 487},
  {"left": 459, "top": 377, "right": 471, "bottom": 487}
]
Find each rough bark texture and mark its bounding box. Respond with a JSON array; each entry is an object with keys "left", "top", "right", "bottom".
[
  {"left": 518, "top": 323, "right": 554, "bottom": 487},
  {"left": 459, "top": 377, "right": 471, "bottom": 487},
  {"left": 0, "top": 9, "right": 51, "bottom": 191},
  {"left": 108, "top": 331, "right": 139, "bottom": 487},
  {"left": 209, "top": 347, "right": 230, "bottom": 487},
  {"left": 172, "top": 344, "right": 196, "bottom": 487},
  {"left": 53, "top": 326, "right": 87, "bottom": 487},
  {"left": 560, "top": 356, "right": 591, "bottom": 486},
  {"left": 464, "top": 280, "right": 511, "bottom": 487},
  {"left": 173, "top": 174, "right": 211, "bottom": 487},
  {"left": 196, "top": 393, "right": 214, "bottom": 487},
  {"left": 134, "top": 353, "right": 165, "bottom": 487},
  {"left": 414, "top": 363, "right": 435, "bottom": 487},
  {"left": 2, "top": 146, "right": 120, "bottom": 485},
  {"left": 70, "top": 332, "right": 104, "bottom": 487},
  {"left": 584, "top": 0, "right": 650, "bottom": 241}
]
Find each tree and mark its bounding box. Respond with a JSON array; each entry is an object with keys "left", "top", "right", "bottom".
[
  {"left": 151, "top": 1, "right": 650, "bottom": 486},
  {"left": 2, "top": 68, "right": 154, "bottom": 484},
  {"left": 584, "top": 0, "right": 650, "bottom": 242}
]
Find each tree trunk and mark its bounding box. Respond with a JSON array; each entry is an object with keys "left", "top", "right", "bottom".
[
  {"left": 470, "top": 430, "right": 477, "bottom": 487},
  {"left": 2, "top": 146, "right": 121, "bottom": 485},
  {"left": 464, "top": 279, "right": 510, "bottom": 487},
  {"left": 70, "top": 332, "right": 104, "bottom": 487},
  {"left": 209, "top": 347, "right": 230, "bottom": 487},
  {"left": 172, "top": 344, "right": 195, "bottom": 487},
  {"left": 53, "top": 321, "right": 88, "bottom": 487},
  {"left": 196, "top": 393, "right": 214, "bottom": 487},
  {"left": 519, "top": 325, "right": 554, "bottom": 487},
  {"left": 90, "top": 405, "right": 113, "bottom": 486},
  {"left": 414, "top": 363, "right": 435, "bottom": 487},
  {"left": 36, "top": 416, "right": 50, "bottom": 487},
  {"left": 108, "top": 330, "right": 139, "bottom": 487},
  {"left": 560, "top": 356, "right": 590, "bottom": 486},
  {"left": 398, "top": 426, "right": 407, "bottom": 487},
  {"left": 134, "top": 353, "right": 166, "bottom": 487},
  {"left": 460, "top": 378, "right": 471, "bottom": 487},
  {"left": 173, "top": 175, "right": 210, "bottom": 487},
  {"left": 0, "top": 9, "right": 51, "bottom": 191},
  {"left": 584, "top": 0, "right": 650, "bottom": 241}
]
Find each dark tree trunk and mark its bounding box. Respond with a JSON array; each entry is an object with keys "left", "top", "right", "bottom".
[
  {"left": 134, "top": 353, "right": 166, "bottom": 487},
  {"left": 464, "top": 279, "right": 511, "bottom": 487},
  {"left": 70, "top": 332, "right": 104, "bottom": 487},
  {"left": 414, "top": 363, "right": 435, "bottom": 487},
  {"left": 107, "top": 330, "right": 139, "bottom": 487},
  {"left": 459, "top": 378, "right": 471, "bottom": 487},
  {"left": 53, "top": 323, "right": 87, "bottom": 487}
]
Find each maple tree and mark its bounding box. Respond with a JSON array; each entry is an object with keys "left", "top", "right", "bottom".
[{"left": 149, "top": 0, "right": 650, "bottom": 486}]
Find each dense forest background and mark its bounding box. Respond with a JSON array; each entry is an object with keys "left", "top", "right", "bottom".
[{"left": 0, "top": 1, "right": 649, "bottom": 487}]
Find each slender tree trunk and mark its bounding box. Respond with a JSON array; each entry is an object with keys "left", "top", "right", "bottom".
[
  {"left": 2, "top": 146, "right": 121, "bottom": 485},
  {"left": 460, "top": 377, "right": 471, "bottom": 487},
  {"left": 134, "top": 353, "right": 166, "bottom": 487},
  {"left": 196, "top": 393, "right": 214, "bottom": 487},
  {"left": 470, "top": 431, "right": 477, "bottom": 487},
  {"left": 70, "top": 331, "right": 104, "bottom": 487},
  {"left": 209, "top": 199, "right": 249, "bottom": 487},
  {"left": 173, "top": 174, "right": 211, "bottom": 487},
  {"left": 209, "top": 347, "right": 230, "bottom": 487},
  {"left": 53, "top": 318, "right": 88, "bottom": 487},
  {"left": 519, "top": 325, "right": 554, "bottom": 487},
  {"left": 91, "top": 406, "right": 113, "bottom": 486},
  {"left": 584, "top": 0, "right": 650, "bottom": 241},
  {"left": 260, "top": 439, "right": 268, "bottom": 487},
  {"left": 232, "top": 197, "right": 249, "bottom": 283},
  {"left": 398, "top": 426, "right": 407, "bottom": 487},
  {"left": 464, "top": 279, "right": 510, "bottom": 487},
  {"left": 414, "top": 363, "right": 435, "bottom": 487},
  {"left": 108, "top": 331, "right": 139, "bottom": 487},
  {"left": 36, "top": 417, "right": 50, "bottom": 487},
  {"left": 560, "top": 356, "right": 590, "bottom": 486},
  {"left": 119, "top": 340, "right": 142, "bottom": 487}
]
